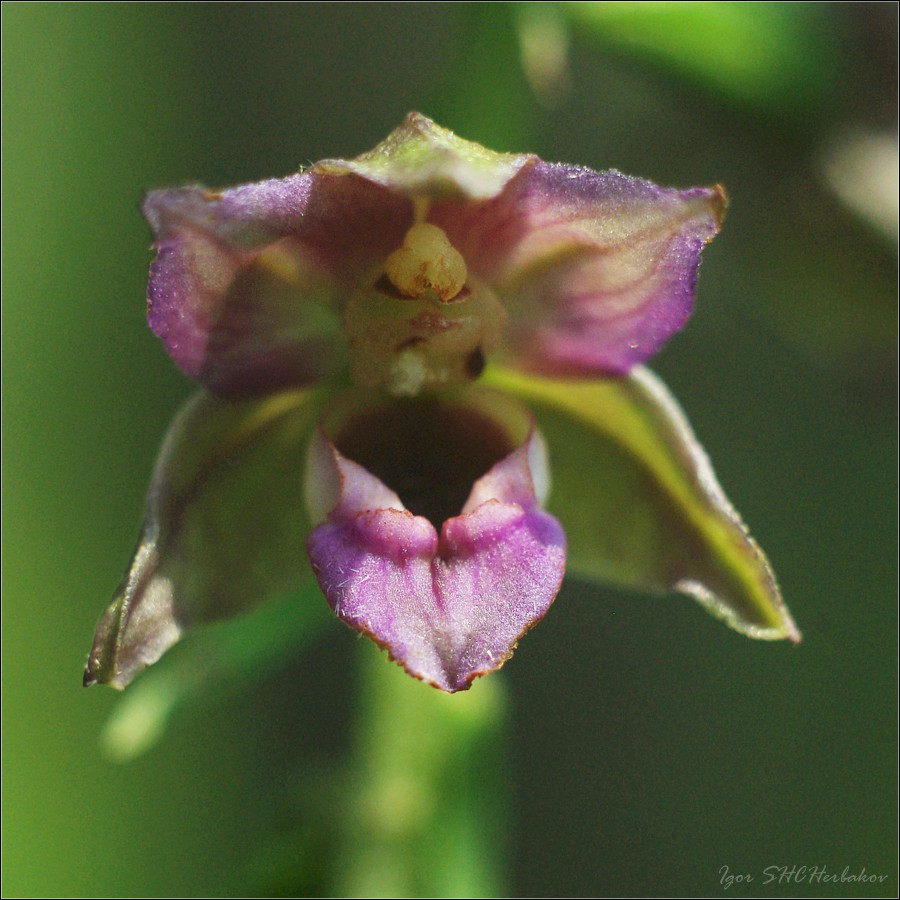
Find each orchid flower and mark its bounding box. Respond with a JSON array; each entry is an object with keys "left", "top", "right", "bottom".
[{"left": 84, "top": 113, "right": 798, "bottom": 695}]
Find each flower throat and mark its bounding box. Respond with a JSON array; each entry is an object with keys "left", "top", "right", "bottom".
[{"left": 333, "top": 398, "right": 514, "bottom": 527}]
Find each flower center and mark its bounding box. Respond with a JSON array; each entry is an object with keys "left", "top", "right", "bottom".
[
  {"left": 383, "top": 222, "right": 468, "bottom": 303},
  {"left": 344, "top": 222, "right": 507, "bottom": 398}
]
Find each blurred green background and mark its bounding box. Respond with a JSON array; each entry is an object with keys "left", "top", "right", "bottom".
[{"left": 3, "top": 2, "right": 896, "bottom": 897}]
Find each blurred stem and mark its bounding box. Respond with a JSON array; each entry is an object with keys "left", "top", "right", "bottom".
[
  {"left": 430, "top": 2, "right": 534, "bottom": 151},
  {"left": 336, "top": 643, "right": 509, "bottom": 898}
]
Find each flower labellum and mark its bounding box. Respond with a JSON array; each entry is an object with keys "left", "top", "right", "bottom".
[
  {"left": 304, "top": 388, "right": 565, "bottom": 692},
  {"left": 85, "top": 113, "right": 798, "bottom": 697}
]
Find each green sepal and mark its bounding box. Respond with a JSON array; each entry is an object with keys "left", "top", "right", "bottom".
[
  {"left": 488, "top": 366, "right": 799, "bottom": 641},
  {"left": 312, "top": 111, "right": 533, "bottom": 201},
  {"left": 85, "top": 387, "right": 331, "bottom": 689}
]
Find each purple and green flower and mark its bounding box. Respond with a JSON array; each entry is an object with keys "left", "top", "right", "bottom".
[{"left": 85, "top": 113, "right": 797, "bottom": 695}]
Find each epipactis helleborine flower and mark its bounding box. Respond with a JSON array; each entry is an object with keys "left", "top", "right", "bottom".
[{"left": 85, "top": 113, "right": 797, "bottom": 694}]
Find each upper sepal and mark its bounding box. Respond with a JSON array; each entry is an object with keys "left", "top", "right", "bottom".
[{"left": 312, "top": 111, "right": 535, "bottom": 201}]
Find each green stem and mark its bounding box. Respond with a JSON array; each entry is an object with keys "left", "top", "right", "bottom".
[
  {"left": 336, "top": 643, "right": 509, "bottom": 898},
  {"left": 428, "top": 2, "right": 535, "bottom": 151}
]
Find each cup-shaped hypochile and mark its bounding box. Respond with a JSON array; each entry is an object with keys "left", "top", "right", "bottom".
[{"left": 304, "top": 386, "right": 565, "bottom": 692}]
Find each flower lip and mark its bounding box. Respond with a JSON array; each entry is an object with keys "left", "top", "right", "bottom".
[
  {"left": 304, "top": 385, "right": 566, "bottom": 692},
  {"left": 305, "top": 385, "right": 538, "bottom": 527}
]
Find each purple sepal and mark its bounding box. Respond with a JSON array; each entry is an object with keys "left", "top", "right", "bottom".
[{"left": 306, "top": 429, "right": 566, "bottom": 692}]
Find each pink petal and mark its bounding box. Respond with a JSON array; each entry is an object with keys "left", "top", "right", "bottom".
[
  {"left": 144, "top": 173, "right": 413, "bottom": 396},
  {"left": 431, "top": 162, "right": 726, "bottom": 375}
]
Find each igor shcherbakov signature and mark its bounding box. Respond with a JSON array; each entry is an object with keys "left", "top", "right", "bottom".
[{"left": 719, "top": 864, "right": 890, "bottom": 890}]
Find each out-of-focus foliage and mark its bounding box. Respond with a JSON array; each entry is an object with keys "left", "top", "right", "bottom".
[
  {"left": 563, "top": 1, "right": 834, "bottom": 110},
  {"left": 3, "top": 3, "right": 896, "bottom": 897}
]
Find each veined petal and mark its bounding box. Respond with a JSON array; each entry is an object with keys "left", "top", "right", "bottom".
[
  {"left": 488, "top": 366, "right": 799, "bottom": 642},
  {"left": 431, "top": 163, "right": 726, "bottom": 375},
  {"left": 144, "top": 173, "right": 413, "bottom": 396},
  {"left": 305, "top": 388, "right": 566, "bottom": 692},
  {"left": 84, "top": 387, "right": 327, "bottom": 689},
  {"left": 312, "top": 111, "right": 535, "bottom": 202}
]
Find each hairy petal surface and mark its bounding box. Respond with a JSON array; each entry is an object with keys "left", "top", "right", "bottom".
[
  {"left": 84, "top": 388, "right": 327, "bottom": 689},
  {"left": 305, "top": 412, "right": 566, "bottom": 692},
  {"left": 432, "top": 163, "right": 726, "bottom": 375},
  {"left": 488, "top": 367, "right": 799, "bottom": 641}
]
